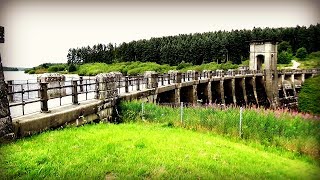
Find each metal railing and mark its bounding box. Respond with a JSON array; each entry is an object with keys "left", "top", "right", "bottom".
[{"left": 8, "top": 78, "right": 97, "bottom": 117}]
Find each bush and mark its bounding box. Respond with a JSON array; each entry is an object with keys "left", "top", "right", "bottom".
[
  {"left": 278, "top": 41, "right": 292, "bottom": 53},
  {"left": 298, "top": 75, "right": 320, "bottom": 114},
  {"left": 296, "top": 47, "right": 308, "bottom": 60},
  {"left": 241, "top": 60, "right": 249, "bottom": 66},
  {"left": 28, "top": 69, "right": 35, "bottom": 74},
  {"left": 68, "top": 64, "right": 77, "bottom": 72},
  {"left": 47, "top": 64, "right": 67, "bottom": 72},
  {"left": 177, "top": 61, "right": 192, "bottom": 70},
  {"left": 278, "top": 51, "right": 293, "bottom": 64},
  {"left": 307, "top": 51, "right": 320, "bottom": 59}
]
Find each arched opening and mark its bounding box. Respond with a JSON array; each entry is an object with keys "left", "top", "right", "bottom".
[{"left": 256, "top": 55, "right": 264, "bottom": 70}]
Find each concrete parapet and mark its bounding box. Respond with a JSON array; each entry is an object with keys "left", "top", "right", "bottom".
[
  {"left": 37, "top": 73, "right": 66, "bottom": 99},
  {"left": 186, "top": 70, "right": 195, "bottom": 81},
  {"left": 216, "top": 70, "right": 224, "bottom": 77},
  {"left": 227, "top": 69, "right": 235, "bottom": 76},
  {"left": 96, "top": 72, "right": 120, "bottom": 100},
  {"left": 144, "top": 71, "right": 158, "bottom": 89},
  {"left": 202, "top": 70, "right": 212, "bottom": 79},
  {"left": 13, "top": 99, "right": 117, "bottom": 137}
]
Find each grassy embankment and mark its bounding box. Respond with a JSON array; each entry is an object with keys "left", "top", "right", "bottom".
[
  {"left": 0, "top": 123, "right": 319, "bottom": 179},
  {"left": 23, "top": 61, "right": 241, "bottom": 76},
  {"left": 120, "top": 101, "right": 320, "bottom": 160},
  {"left": 298, "top": 75, "right": 320, "bottom": 114},
  {"left": 277, "top": 51, "right": 320, "bottom": 70}
]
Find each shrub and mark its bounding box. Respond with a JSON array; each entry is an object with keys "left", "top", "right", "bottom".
[
  {"left": 298, "top": 75, "right": 320, "bottom": 114},
  {"left": 47, "top": 64, "right": 67, "bottom": 72},
  {"left": 28, "top": 69, "right": 35, "bottom": 74},
  {"left": 177, "top": 61, "right": 192, "bottom": 70},
  {"left": 68, "top": 64, "right": 77, "bottom": 72},
  {"left": 296, "top": 47, "right": 308, "bottom": 60},
  {"left": 278, "top": 41, "right": 292, "bottom": 53},
  {"left": 278, "top": 51, "right": 293, "bottom": 64},
  {"left": 307, "top": 51, "right": 320, "bottom": 59},
  {"left": 241, "top": 60, "right": 249, "bottom": 66},
  {"left": 24, "top": 68, "right": 32, "bottom": 73}
]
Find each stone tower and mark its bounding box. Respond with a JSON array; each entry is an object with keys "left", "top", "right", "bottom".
[
  {"left": 249, "top": 40, "right": 279, "bottom": 108},
  {"left": 0, "top": 26, "right": 15, "bottom": 142},
  {"left": 249, "top": 40, "right": 277, "bottom": 70}
]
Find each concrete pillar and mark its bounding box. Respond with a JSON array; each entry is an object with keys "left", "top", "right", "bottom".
[
  {"left": 265, "top": 69, "right": 278, "bottom": 108},
  {"left": 95, "top": 72, "right": 120, "bottom": 100},
  {"left": 194, "top": 71, "right": 199, "bottom": 81},
  {"left": 176, "top": 72, "right": 182, "bottom": 83},
  {"left": 168, "top": 70, "right": 178, "bottom": 84},
  {"left": 231, "top": 78, "right": 237, "bottom": 105},
  {"left": 175, "top": 87, "right": 180, "bottom": 106},
  {"left": 301, "top": 71, "right": 305, "bottom": 83},
  {"left": 207, "top": 81, "right": 212, "bottom": 104},
  {"left": 252, "top": 76, "right": 259, "bottom": 106},
  {"left": 37, "top": 73, "right": 66, "bottom": 99},
  {"left": 144, "top": 71, "right": 158, "bottom": 89},
  {"left": 291, "top": 73, "right": 297, "bottom": 96},
  {"left": 192, "top": 85, "right": 198, "bottom": 104},
  {"left": 220, "top": 79, "right": 225, "bottom": 105},
  {"left": 242, "top": 78, "right": 248, "bottom": 106},
  {"left": 0, "top": 25, "right": 15, "bottom": 142}
]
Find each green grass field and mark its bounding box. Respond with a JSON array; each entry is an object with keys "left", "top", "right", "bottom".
[{"left": 0, "top": 123, "right": 319, "bottom": 179}]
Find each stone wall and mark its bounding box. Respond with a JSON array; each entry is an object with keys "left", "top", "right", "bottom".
[{"left": 0, "top": 54, "right": 14, "bottom": 142}]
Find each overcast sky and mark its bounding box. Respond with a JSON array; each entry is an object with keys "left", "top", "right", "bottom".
[{"left": 0, "top": 0, "right": 319, "bottom": 67}]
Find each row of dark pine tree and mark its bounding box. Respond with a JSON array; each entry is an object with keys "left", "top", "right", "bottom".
[{"left": 67, "top": 24, "right": 320, "bottom": 66}]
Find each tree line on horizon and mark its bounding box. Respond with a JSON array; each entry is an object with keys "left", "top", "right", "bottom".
[{"left": 67, "top": 24, "right": 320, "bottom": 66}]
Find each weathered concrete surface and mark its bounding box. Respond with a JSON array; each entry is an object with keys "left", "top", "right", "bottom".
[
  {"left": 13, "top": 99, "right": 116, "bottom": 137},
  {"left": 144, "top": 71, "right": 158, "bottom": 89},
  {"left": 96, "top": 72, "right": 120, "bottom": 100},
  {"left": 37, "top": 73, "right": 66, "bottom": 98},
  {"left": 120, "top": 88, "right": 156, "bottom": 102}
]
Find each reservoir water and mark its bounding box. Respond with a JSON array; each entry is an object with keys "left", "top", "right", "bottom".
[{"left": 3, "top": 71, "right": 96, "bottom": 118}]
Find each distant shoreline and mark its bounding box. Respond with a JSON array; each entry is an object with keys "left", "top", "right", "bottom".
[{"left": 3, "top": 67, "right": 27, "bottom": 71}]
